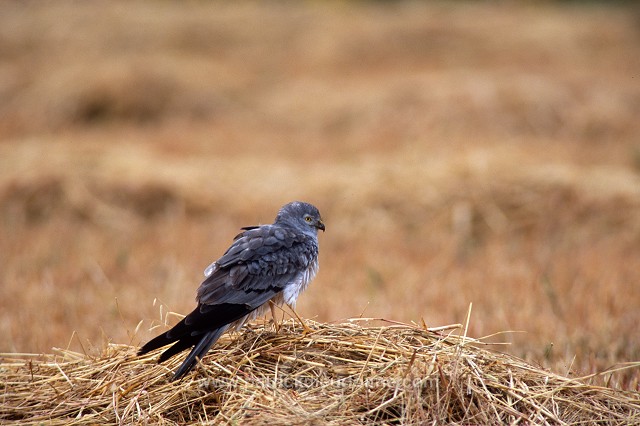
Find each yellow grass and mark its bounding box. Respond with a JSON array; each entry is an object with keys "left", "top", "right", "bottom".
[
  {"left": 0, "top": 1, "right": 639, "bottom": 416},
  {"left": 2, "top": 319, "right": 639, "bottom": 424}
]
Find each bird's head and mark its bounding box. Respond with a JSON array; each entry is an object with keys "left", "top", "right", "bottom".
[{"left": 276, "top": 201, "right": 325, "bottom": 234}]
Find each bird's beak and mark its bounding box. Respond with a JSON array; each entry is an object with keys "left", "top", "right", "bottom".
[{"left": 317, "top": 219, "right": 325, "bottom": 232}]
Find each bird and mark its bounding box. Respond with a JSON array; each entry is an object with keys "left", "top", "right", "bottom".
[{"left": 138, "top": 201, "right": 325, "bottom": 381}]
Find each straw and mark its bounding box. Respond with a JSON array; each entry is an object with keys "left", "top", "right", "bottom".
[{"left": 1, "top": 319, "right": 638, "bottom": 425}]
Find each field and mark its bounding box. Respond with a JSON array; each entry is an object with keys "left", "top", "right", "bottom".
[{"left": 1, "top": 0, "right": 639, "bottom": 409}]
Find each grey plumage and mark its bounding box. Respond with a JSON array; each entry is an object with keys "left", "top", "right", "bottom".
[{"left": 138, "top": 201, "right": 325, "bottom": 381}]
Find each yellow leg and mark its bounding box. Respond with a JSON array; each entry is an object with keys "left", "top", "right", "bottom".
[
  {"left": 269, "top": 300, "right": 280, "bottom": 333},
  {"left": 287, "top": 304, "right": 312, "bottom": 334}
]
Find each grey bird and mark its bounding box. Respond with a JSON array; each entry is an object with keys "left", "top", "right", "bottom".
[{"left": 138, "top": 201, "right": 325, "bottom": 381}]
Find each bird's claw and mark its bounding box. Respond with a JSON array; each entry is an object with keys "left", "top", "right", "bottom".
[
  {"left": 286, "top": 303, "right": 312, "bottom": 335},
  {"left": 300, "top": 320, "right": 313, "bottom": 335}
]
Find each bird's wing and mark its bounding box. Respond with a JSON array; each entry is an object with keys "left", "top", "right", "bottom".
[
  {"left": 203, "top": 226, "right": 261, "bottom": 277},
  {"left": 198, "top": 224, "right": 318, "bottom": 308}
]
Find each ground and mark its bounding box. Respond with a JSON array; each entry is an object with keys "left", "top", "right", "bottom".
[{"left": 1, "top": 1, "right": 639, "bottom": 390}]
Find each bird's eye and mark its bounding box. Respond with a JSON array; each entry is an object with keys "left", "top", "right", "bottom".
[{"left": 304, "top": 216, "right": 313, "bottom": 222}]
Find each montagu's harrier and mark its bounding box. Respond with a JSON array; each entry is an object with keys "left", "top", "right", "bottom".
[{"left": 138, "top": 201, "right": 325, "bottom": 381}]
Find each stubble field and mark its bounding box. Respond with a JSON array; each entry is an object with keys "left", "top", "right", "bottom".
[{"left": 1, "top": 1, "right": 639, "bottom": 391}]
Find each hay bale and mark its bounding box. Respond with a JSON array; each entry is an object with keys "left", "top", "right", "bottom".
[{"left": 1, "top": 319, "right": 638, "bottom": 425}]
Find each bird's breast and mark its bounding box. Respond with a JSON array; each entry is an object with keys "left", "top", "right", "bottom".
[{"left": 283, "top": 258, "right": 319, "bottom": 307}]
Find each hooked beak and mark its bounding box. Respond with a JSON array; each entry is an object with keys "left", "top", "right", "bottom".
[{"left": 316, "top": 219, "right": 325, "bottom": 232}]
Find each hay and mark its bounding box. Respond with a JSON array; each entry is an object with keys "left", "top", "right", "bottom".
[{"left": 1, "top": 319, "right": 639, "bottom": 425}]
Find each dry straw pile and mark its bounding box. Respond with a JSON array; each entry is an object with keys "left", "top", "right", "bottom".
[{"left": 2, "top": 319, "right": 639, "bottom": 425}]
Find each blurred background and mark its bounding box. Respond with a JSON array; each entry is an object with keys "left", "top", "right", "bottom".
[{"left": 1, "top": 1, "right": 639, "bottom": 389}]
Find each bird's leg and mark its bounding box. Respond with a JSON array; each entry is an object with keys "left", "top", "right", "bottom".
[
  {"left": 286, "top": 304, "right": 312, "bottom": 334},
  {"left": 269, "top": 300, "right": 281, "bottom": 333}
]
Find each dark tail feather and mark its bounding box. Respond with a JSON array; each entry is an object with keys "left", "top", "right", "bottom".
[
  {"left": 138, "top": 332, "right": 177, "bottom": 356},
  {"left": 138, "top": 315, "right": 194, "bottom": 356},
  {"left": 157, "top": 335, "right": 199, "bottom": 363},
  {"left": 171, "top": 326, "right": 229, "bottom": 381}
]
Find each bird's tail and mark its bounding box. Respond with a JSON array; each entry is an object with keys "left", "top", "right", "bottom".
[
  {"left": 138, "top": 315, "right": 192, "bottom": 357},
  {"left": 171, "top": 325, "right": 229, "bottom": 381}
]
